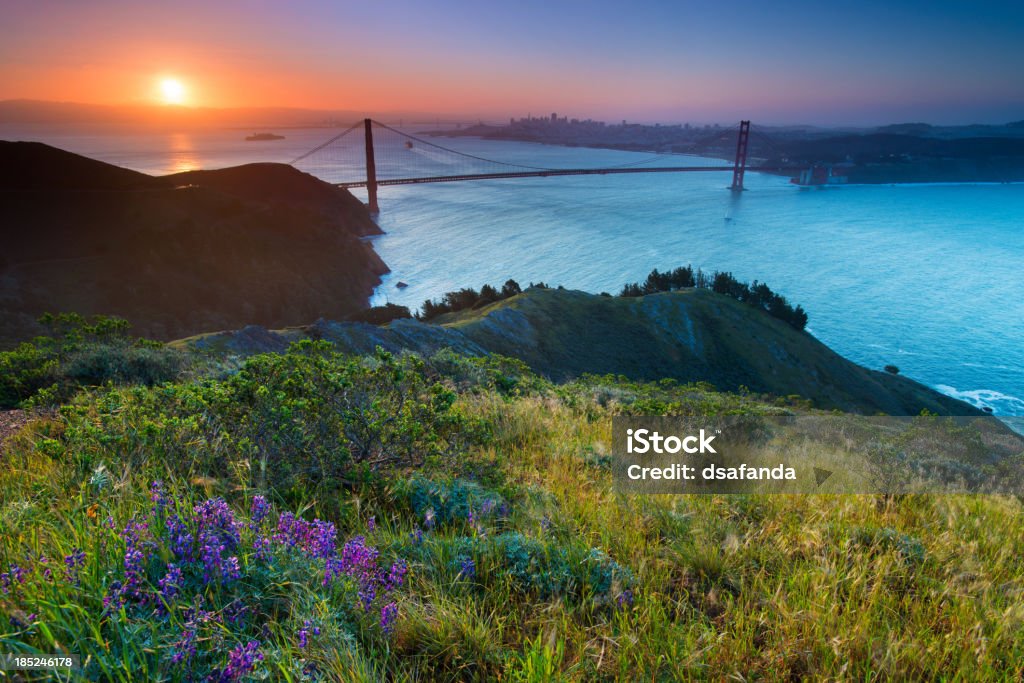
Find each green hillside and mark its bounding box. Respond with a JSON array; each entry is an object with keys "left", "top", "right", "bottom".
[
  {"left": 184, "top": 287, "right": 978, "bottom": 416},
  {"left": 1, "top": 337, "right": 1021, "bottom": 681}
]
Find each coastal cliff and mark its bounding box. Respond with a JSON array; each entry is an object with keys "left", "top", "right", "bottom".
[
  {"left": 180, "top": 287, "right": 979, "bottom": 417},
  {"left": 0, "top": 142, "right": 387, "bottom": 344}
]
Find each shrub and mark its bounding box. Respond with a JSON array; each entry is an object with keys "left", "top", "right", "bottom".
[
  {"left": 0, "top": 313, "right": 184, "bottom": 408},
  {"left": 48, "top": 342, "right": 475, "bottom": 492},
  {"left": 346, "top": 303, "right": 413, "bottom": 325}
]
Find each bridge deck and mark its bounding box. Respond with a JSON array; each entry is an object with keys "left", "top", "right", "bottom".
[{"left": 336, "top": 166, "right": 801, "bottom": 189}]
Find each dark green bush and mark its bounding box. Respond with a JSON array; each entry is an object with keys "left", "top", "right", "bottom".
[
  {"left": 0, "top": 313, "right": 184, "bottom": 408},
  {"left": 49, "top": 342, "right": 477, "bottom": 493}
]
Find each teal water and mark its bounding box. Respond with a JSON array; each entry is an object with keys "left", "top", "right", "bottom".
[{"left": 4, "top": 126, "right": 1022, "bottom": 415}]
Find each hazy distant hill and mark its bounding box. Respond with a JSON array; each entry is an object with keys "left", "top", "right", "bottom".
[
  {"left": 181, "top": 287, "right": 978, "bottom": 416},
  {"left": 0, "top": 141, "right": 387, "bottom": 344}
]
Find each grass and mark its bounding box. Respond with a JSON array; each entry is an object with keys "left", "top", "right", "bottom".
[{"left": 1, "top": 347, "right": 1023, "bottom": 681}]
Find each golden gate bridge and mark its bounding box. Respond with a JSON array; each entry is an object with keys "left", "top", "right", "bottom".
[{"left": 290, "top": 119, "right": 802, "bottom": 213}]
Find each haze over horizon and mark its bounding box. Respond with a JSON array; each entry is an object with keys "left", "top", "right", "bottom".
[{"left": 1, "top": 0, "right": 1023, "bottom": 126}]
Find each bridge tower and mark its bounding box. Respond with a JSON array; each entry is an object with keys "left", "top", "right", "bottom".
[
  {"left": 731, "top": 120, "right": 750, "bottom": 191},
  {"left": 364, "top": 118, "right": 379, "bottom": 213}
]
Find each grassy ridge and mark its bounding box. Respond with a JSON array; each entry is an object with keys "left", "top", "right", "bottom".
[{"left": 1, "top": 346, "right": 1022, "bottom": 680}]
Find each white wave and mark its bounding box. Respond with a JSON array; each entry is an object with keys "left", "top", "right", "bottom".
[{"left": 934, "top": 384, "right": 1024, "bottom": 416}]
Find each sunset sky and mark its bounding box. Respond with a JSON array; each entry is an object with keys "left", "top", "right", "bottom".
[{"left": 2, "top": 0, "right": 1022, "bottom": 125}]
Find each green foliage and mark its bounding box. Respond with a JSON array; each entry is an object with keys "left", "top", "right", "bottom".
[
  {"left": 427, "top": 350, "right": 551, "bottom": 396},
  {"left": 420, "top": 279, "right": 523, "bottom": 320},
  {"left": 47, "top": 342, "right": 476, "bottom": 492},
  {"left": 398, "top": 476, "right": 508, "bottom": 528},
  {"left": 620, "top": 265, "right": 809, "bottom": 330},
  {"left": 0, "top": 313, "right": 184, "bottom": 408},
  {"left": 2, "top": 340, "right": 1023, "bottom": 681},
  {"left": 346, "top": 303, "right": 413, "bottom": 325}
]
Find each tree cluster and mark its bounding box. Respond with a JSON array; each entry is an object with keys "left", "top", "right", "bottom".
[
  {"left": 620, "top": 266, "right": 808, "bottom": 331},
  {"left": 420, "top": 279, "right": 525, "bottom": 321}
]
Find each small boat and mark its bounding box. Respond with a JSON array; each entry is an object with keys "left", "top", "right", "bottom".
[
  {"left": 395, "top": 281, "right": 409, "bottom": 289},
  {"left": 404, "top": 141, "right": 414, "bottom": 149},
  {"left": 245, "top": 133, "right": 285, "bottom": 141}
]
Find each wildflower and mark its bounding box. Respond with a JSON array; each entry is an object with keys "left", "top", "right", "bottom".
[
  {"left": 165, "top": 512, "right": 193, "bottom": 560},
  {"left": 367, "top": 516, "right": 376, "bottom": 532},
  {"left": 458, "top": 556, "right": 476, "bottom": 579},
  {"left": 170, "top": 628, "right": 198, "bottom": 665},
  {"left": 386, "top": 559, "right": 408, "bottom": 590},
  {"left": 86, "top": 503, "right": 99, "bottom": 520},
  {"left": 297, "top": 619, "right": 321, "bottom": 649},
  {"left": 105, "top": 518, "right": 150, "bottom": 610},
  {"left": 250, "top": 495, "right": 272, "bottom": 527},
  {"left": 9, "top": 612, "right": 35, "bottom": 629},
  {"left": 617, "top": 589, "right": 635, "bottom": 609},
  {"left": 423, "top": 508, "right": 436, "bottom": 530},
  {"left": 217, "top": 640, "right": 263, "bottom": 682},
  {"left": 480, "top": 499, "right": 496, "bottom": 516},
  {"left": 253, "top": 534, "right": 273, "bottom": 562},
  {"left": 63, "top": 548, "right": 86, "bottom": 584},
  {"left": 150, "top": 480, "right": 169, "bottom": 513},
  {"left": 540, "top": 515, "right": 552, "bottom": 533},
  {"left": 380, "top": 602, "right": 399, "bottom": 634},
  {"left": 194, "top": 499, "right": 242, "bottom": 584},
  {"left": 156, "top": 563, "right": 183, "bottom": 612},
  {"left": 410, "top": 527, "right": 424, "bottom": 545},
  {"left": 1, "top": 564, "right": 25, "bottom": 593},
  {"left": 224, "top": 600, "right": 249, "bottom": 626}
]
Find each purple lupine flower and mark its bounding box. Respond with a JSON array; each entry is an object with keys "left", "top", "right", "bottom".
[
  {"left": 380, "top": 602, "right": 399, "bottom": 634},
  {"left": 540, "top": 515, "right": 552, "bottom": 533},
  {"left": 410, "top": 527, "right": 424, "bottom": 545},
  {"left": 297, "top": 619, "right": 321, "bottom": 649},
  {"left": 480, "top": 499, "right": 496, "bottom": 516},
  {"left": 193, "top": 498, "right": 243, "bottom": 584},
  {"left": 63, "top": 548, "right": 86, "bottom": 584},
  {"left": 224, "top": 600, "right": 249, "bottom": 626},
  {"left": 253, "top": 534, "right": 273, "bottom": 562},
  {"left": 458, "top": 556, "right": 476, "bottom": 579},
  {"left": 357, "top": 583, "right": 377, "bottom": 611},
  {"left": 216, "top": 640, "right": 263, "bottom": 682},
  {"left": 1, "top": 564, "right": 25, "bottom": 594},
  {"left": 250, "top": 496, "right": 271, "bottom": 527},
  {"left": 165, "top": 513, "right": 194, "bottom": 560},
  {"left": 38, "top": 554, "right": 52, "bottom": 582},
  {"left": 106, "top": 518, "right": 150, "bottom": 609},
  {"left": 170, "top": 628, "right": 198, "bottom": 665},
  {"left": 617, "top": 589, "right": 635, "bottom": 609},
  {"left": 150, "top": 480, "right": 169, "bottom": 512},
  {"left": 367, "top": 516, "right": 376, "bottom": 532},
  {"left": 156, "top": 563, "right": 183, "bottom": 613},
  {"left": 9, "top": 613, "right": 35, "bottom": 629},
  {"left": 467, "top": 508, "right": 475, "bottom": 526},
  {"left": 274, "top": 513, "right": 336, "bottom": 559},
  {"left": 386, "top": 559, "right": 408, "bottom": 590}
]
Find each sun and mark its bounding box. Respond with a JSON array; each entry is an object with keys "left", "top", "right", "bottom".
[{"left": 159, "top": 78, "right": 187, "bottom": 105}]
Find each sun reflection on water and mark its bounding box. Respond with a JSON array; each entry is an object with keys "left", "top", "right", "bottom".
[{"left": 168, "top": 133, "right": 199, "bottom": 173}]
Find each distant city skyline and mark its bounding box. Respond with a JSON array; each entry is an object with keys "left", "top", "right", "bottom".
[{"left": 1, "top": 0, "right": 1022, "bottom": 126}]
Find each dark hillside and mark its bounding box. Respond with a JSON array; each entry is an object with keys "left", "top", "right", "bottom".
[{"left": 0, "top": 142, "right": 386, "bottom": 344}]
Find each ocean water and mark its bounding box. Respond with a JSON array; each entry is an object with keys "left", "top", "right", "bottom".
[{"left": 4, "top": 125, "right": 1022, "bottom": 415}]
